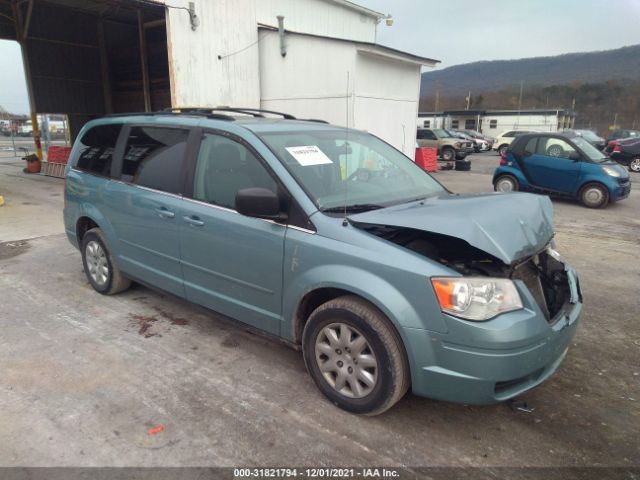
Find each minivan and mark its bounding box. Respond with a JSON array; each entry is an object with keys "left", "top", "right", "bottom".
[{"left": 64, "top": 108, "right": 582, "bottom": 415}]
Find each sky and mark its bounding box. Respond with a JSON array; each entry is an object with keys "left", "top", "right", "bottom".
[
  {"left": 0, "top": 41, "right": 29, "bottom": 115},
  {"left": 1, "top": 0, "right": 639, "bottom": 114},
  {"left": 360, "top": 0, "right": 640, "bottom": 68}
]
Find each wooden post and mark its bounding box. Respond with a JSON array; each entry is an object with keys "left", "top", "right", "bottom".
[
  {"left": 12, "top": 0, "right": 42, "bottom": 160},
  {"left": 138, "top": 9, "right": 151, "bottom": 112}
]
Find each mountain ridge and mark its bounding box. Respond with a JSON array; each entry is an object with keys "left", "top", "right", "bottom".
[{"left": 420, "top": 44, "right": 640, "bottom": 97}]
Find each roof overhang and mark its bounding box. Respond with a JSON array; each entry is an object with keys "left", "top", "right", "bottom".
[
  {"left": 258, "top": 25, "right": 440, "bottom": 67},
  {"left": 323, "top": 0, "right": 385, "bottom": 19}
]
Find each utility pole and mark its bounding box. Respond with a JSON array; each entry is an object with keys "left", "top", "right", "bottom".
[
  {"left": 516, "top": 80, "right": 523, "bottom": 128},
  {"left": 465, "top": 91, "right": 471, "bottom": 110},
  {"left": 434, "top": 89, "right": 440, "bottom": 128},
  {"left": 613, "top": 112, "right": 618, "bottom": 129}
]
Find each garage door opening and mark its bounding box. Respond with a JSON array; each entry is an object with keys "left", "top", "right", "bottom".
[{"left": 0, "top": 0, "right": 171, "bottom": 153}]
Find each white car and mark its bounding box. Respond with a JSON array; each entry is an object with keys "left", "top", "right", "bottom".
[{"left": 492, "top": 130, "right": 537, "bottom": 156}]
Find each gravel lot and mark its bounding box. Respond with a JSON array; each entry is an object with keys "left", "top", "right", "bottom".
[{"left": 0, "top": 152, "right": 638, "bottom": 468}]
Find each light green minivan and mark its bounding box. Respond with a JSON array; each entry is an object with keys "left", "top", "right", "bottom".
[{"left": 64, "top": 108, "right": 582, "bottom": 415}]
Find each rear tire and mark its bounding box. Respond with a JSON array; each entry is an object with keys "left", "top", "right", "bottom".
[
  {"left": 494, "top": 174, "right": 519, "bottom": 192},
  {"left": 81, "top": 228, "right": 131, "bottom": 295},
  {"left": 580, "top": 183, "right": 609, "bottom": 208},
  {"left": 629, "top": 158, "right": 640, "bottom": 172},
  {"left": 302, "top": 296, "right": 409, "bottom": 416}
]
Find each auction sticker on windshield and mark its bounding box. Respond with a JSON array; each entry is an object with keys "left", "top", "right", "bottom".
[{"left": 286, "top": 145, "right": 333, "bottom": 166}]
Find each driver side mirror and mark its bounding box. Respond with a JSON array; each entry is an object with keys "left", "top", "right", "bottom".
[
  {"left": 236, "top": 188, "right": 285, "bottom": 220},
  {"left": 569, "top": 151, "right": 581, "bottom": 161}
]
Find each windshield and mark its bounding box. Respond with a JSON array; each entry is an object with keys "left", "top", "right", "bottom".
[
  {"left": 433, "top": 129, "right": 452, "bottom": 138},
  {"left": 577, "top": 130, "right": 601, "bottom": 141},
  {"left": 259, "top": 129, "right": 445, "bottom": 211},
  {"left": 573, "top": 137, "right": 607, "bottom": 162}
]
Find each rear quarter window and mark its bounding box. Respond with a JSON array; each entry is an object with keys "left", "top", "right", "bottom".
[{"left": 75, "top": 124, "right": 122, "bottom": 177}]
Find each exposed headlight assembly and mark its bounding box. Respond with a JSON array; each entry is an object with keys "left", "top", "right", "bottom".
[{"left": 431, "top": 277, "right": 523, "bottom": 321}]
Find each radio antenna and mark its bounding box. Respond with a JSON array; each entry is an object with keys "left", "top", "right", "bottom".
[{"left": 342, "top": 71, "right": 350, "bottom": 227}]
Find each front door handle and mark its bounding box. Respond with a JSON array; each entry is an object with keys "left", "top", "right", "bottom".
[
  {"left": 183, "top": 215, "right": 204, "bottom": 227},
  {"left": 155, "top": 207, "right": 175, "bottom": 219}
]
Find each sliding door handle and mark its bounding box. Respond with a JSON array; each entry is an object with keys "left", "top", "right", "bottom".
[
  {"left": 155, "top": 207, "right": 175, "bottom": 219},
  {"left": 183, "top": 215, "right": 204, "bottom": 227}
]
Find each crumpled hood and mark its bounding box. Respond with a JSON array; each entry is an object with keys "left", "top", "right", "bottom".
[{"left": 349, "top": 192, "right": 555, "bottom": 265}]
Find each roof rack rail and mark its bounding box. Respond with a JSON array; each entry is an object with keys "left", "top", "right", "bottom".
[
  {"left": 105, "top": 110, "right": 235, "bottom": 121},
  {"left": 161, "top": 107, "right": 236, "bottom": 121},
  {"left": 302, "top": 118, "right": 329, "bottom": 124},
  {"left": 213, "top": 107, "right": 297, "bottom": 120}
]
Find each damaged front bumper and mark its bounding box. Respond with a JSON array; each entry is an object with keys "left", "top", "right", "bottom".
[{"left": 405, "top": 264, "right": 582, "bottom": 405}]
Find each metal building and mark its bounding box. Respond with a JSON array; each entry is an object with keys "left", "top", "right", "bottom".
[
  {"left": 0, "top": 0, "right": 438, "bottom": 159},
  {"left": 418, "top": 109, "right": 577, "bottom": 134}
]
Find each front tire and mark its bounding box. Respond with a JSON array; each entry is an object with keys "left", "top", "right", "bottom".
[
  {"left": 498, "top": 144, "right": 509, "bottom": 156},
  {"left": 580, "top": 183, "right": 609, "bottom": 208},
  {"left": 81, "top": 228, "right": 131, "bottom": 295},
  {"left": 302, "top": 296, "right": 409, "bottom": 415},
  {"left": 441, "top": 148, "right": 455, "bottom": 161},
  {"left": 494, "top": 174, "right": 519, "bottom": 192},
  {"left": 629, "top": 158, "right": 640, "bottom": 172}
]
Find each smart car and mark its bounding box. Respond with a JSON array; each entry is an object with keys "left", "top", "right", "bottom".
[{"left": 493, "top": 132, "right": 631, "bottom": 208}]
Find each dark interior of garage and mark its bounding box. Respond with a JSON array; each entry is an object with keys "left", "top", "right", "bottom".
[{"left": 0, "top": 0, "right": 170, "bottom": 141}]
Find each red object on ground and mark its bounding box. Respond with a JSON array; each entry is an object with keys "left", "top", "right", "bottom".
[
  {"left": 47, "top": 146, "right": 72, "bottom": 164},
  {"left": 148, "top": 425, "right": 165, "bottom": 435},
  {"left": 415, "top": 147, "right": 438, "bottom": 172}
]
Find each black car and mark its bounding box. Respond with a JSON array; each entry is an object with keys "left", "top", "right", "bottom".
[{"left": 604, "top": 137, "right": 640, "bottom": 172}]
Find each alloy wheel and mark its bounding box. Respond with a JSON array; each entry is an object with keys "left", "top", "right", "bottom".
[
  {"left": 630, "top": 158, "right": 640, "bottom": 172},
  {"left": 85, "top": 240, "right": 109, "bottom": 286}
]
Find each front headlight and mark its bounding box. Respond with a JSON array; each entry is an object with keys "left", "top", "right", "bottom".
[
  {"left": 431, "top": 277, "right": 523, "bottom": 321},
  {"left": 602, "top": 166, "right": 621, "bottom": 177}
]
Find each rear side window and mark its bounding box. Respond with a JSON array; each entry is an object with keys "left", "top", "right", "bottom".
[
  {"left": 75, "top": 124, "right": 122, "bottom": 177},
  {"left": 121, "top": 126, "right": 190, "bottom": 194}
]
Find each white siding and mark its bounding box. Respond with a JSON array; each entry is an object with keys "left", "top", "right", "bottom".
[
  {"left": 354, "top": 52, "right": 421, "bottom": 156},
  {"left": 259, "top": 32, "right": 421, "bottom": 156},
  {"left": 165, "top": 0, "right": 261, "bottom": 108},
  {"left": 256, "top": 0, "right": 378, "bottom": 43}
]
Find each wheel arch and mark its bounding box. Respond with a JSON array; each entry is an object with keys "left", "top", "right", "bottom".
[
  {"left": 493, "top": 167, "right": 527, "bottom": 188},
  {"left": 285, "top": 265, "right": 444, "bottom": 380},
  {"left": 74, "top": 205, "right": 119, "bottom": 251},
  {"left": 577, "top": 180, "right": 611, "bottom": 204}
]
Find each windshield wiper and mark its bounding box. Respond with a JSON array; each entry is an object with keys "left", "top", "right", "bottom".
[{"left": 321, "top": 204, "right": 386, "bottom": 213}]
